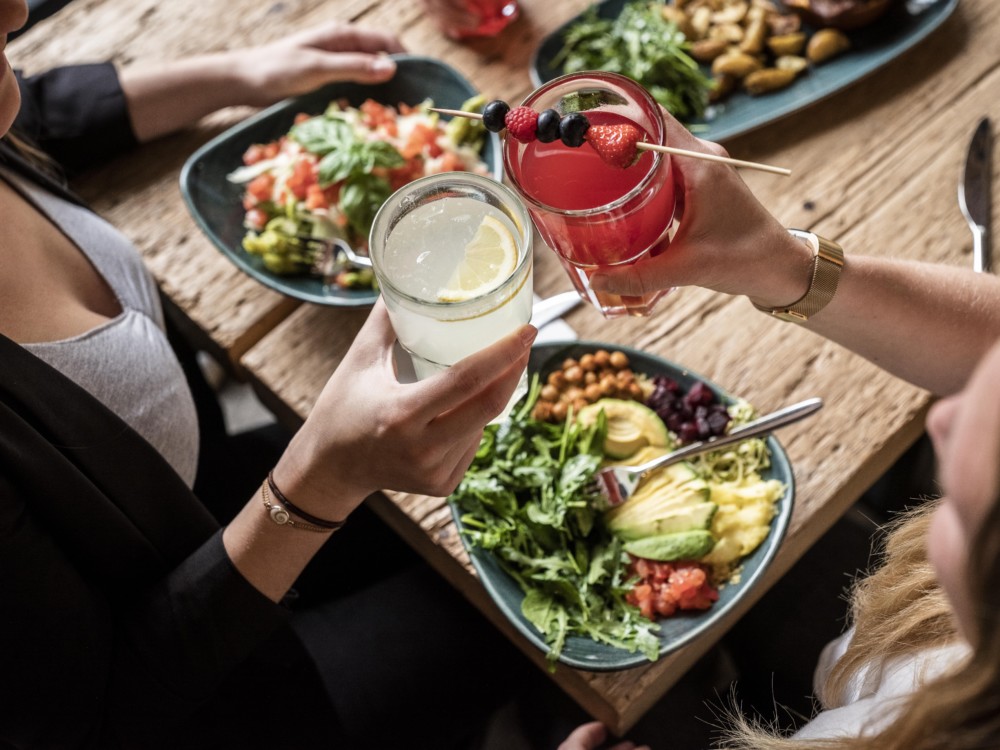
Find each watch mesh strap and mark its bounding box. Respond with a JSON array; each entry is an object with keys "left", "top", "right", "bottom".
[{"left": 753, "top": 231, "right": 845, "bottom": 323}]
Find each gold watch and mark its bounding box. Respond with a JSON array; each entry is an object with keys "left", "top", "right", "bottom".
[{"left": 752, "top": 230, "right": 844, "bottom": 323}]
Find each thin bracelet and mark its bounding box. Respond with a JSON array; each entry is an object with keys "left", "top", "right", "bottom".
[
  {"left": 267, "top": 470, "right": 347, "bottom": 531},
  {"left": 260, "top": 480, "right": 333, "bottom": 533}
]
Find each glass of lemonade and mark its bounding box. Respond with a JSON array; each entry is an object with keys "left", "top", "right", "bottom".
[
  {"left": 369, "top": 172, "right": 534, "bottom": 421},
  {"left": 503, "top": 71, "right": 677, "bottom": 318}
]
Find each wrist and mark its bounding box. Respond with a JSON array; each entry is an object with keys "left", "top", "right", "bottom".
[
  {"left": 746, "top": 229, "right": 815, "bottom": 310},
  {"left": 272, "top": 433, "right": 368, "bottom": 524}
]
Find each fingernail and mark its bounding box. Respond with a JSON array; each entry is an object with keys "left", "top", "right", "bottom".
[
  {"left": 371, "top": 56, "right": 396, "bottom": 75},
  {"left": 520, "top": 325, "right": 538, "bottom": 346}
]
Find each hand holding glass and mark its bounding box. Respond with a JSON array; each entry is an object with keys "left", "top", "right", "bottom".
[
  {"left": 503, "top": 71, "right": 677, "bottom": 318},
  {"left": 369, "top": 172, "right": 533, "bottom": 422}
]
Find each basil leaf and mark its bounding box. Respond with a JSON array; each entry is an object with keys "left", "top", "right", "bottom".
[
  {"left": 339, "top": 173, "right": 392, "bottom": 239},
  {"left": 290, "top": 116, "right": 353, "bottom": 155}
]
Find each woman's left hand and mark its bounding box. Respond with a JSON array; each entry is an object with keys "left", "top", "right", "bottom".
[
  {"left": 233, "top": 22, "right": 406, "bottom": 106},
  {"left": 121, "top": 22, "right": 405, "bottom": 141}
]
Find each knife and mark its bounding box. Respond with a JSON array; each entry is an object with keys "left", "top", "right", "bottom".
[
  {"left": 531, "top": 290, "right": 583, "bottom": 328},
  {"left": 959, "top": 117, "right": 993, "bottom": 274}
]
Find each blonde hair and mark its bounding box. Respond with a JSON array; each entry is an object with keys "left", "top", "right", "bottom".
[{"left": 716, "top": 498, "right": 1000, "bottom": 749}]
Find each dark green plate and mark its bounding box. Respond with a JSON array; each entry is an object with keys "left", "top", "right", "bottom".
[
  {"left": 450, "top": 342, "right": 795, "bottom": 671},
  {"left": 531, "top": 0, "right": 958, "bottom": 142},
  {"left": 180, "top": 55, "right": 502, "bottom": 307}
]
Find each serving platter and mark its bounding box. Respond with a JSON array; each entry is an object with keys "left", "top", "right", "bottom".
[
  {"left": 450, "top": 341, "right": 795, "bottom": 671},
  {"left": 180, "top": 55, "right": 502, "bottom": 307},
  {"left": 531, "top": 0, "right": 959, "bottom": 143}
]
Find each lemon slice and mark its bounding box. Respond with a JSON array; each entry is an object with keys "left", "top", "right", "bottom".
[{"left": 437, "top": 215, "right": 518, "bottom": 302}]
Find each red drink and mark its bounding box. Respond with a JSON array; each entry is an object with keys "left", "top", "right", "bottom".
[
  {"left": 441, "top": 0, "right": 520, "bottom": 39},
  {"left": 504, "top": 72, "right": 677, "bottom": 317}
]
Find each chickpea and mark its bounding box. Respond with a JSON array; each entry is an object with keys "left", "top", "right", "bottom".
[
  {"left": 585, "top": 383, "right": 603, "bottom": 402},
  {"left": 579, "top": 353, "right": 597, "bottom": 371},
  {"left": 600, "top": 374, "right": 618, "bottom": 395},
  {"left": 584, "top": 371, "right": 598, "bottom": 385},
  {"left": 628, "top": 382, "right": 643, "bottom": 399},
  {"left": 609, "top": 351, "right": 629, "bottom": 369},
  {"left": 616, "top": 369, "right": 635, "bottom": 385},
  {"left": 547, "top": 370, "right": 566, "bottom": 389},
  {"left": 564, "top": 365, "right": 584, "bottom": 384},
  {"left": 594, "top": 350, "right": 611, "bottom": 367},
  {"left": 533, "top": 401, "right": 553, "bottom": 421},
  {"left": 540, "top": 384, "right": 559, "bottom": 402},
  {"left": 565, "top": 386, "right": 585, "bottom": 402},
  {"left": 562, "top": 358, "right": 578, "bottom": 371},
  {"left": 572, "top": 397, "right": 589, "bottom": 413},
  {"left": 551, "top": 401, "right": 568, "bottom": 422}
]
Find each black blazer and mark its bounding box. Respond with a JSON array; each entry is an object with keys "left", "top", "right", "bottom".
[{"left": 1, "top": 64, "right": 331, "bottom": 749}]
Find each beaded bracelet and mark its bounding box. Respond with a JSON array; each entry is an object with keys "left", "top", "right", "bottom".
[{"left": 265, "top": 471, "right": 347, "bottom": 532}]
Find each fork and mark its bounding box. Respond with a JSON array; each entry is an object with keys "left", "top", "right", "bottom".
[
  {"left": 296, "top": 235, "right": 373, "bottom": 271},
  {"left": 593, "top": 397, "right": 823, "bottom": 508}
]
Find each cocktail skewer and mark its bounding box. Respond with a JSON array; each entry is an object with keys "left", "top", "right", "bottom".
[{"left": 429, "top": 106, "right": 791, "bottom": 177}]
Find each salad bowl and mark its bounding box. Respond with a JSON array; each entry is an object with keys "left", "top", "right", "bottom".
[
  {"left": 450, "top": 341, "right": 795, "bottom": 671},
  {"left": 180, "top": 55, "right": 503, "bottom": 307}
]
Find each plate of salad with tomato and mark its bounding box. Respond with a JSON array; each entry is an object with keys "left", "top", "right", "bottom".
[
  {"left": 180, "top": 55, "right": 501, "bottom": 307},
  {"left": 449, "top": 342, "right": 795, "bottom": 671}
]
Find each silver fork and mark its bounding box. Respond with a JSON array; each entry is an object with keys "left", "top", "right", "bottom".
[
  {"left": 593, "top": 397, "right": 823, "bottom": 508},
  {"left": 296, "top": 235, "right": 373, "bottom": 271}
]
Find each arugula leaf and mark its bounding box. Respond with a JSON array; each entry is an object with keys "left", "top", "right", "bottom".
[
  {"left": 551, "top": 1, "right": 712, "bottom": 122},
  {"left": 450, "top": 377, "right": 661, "bottom": 665}
]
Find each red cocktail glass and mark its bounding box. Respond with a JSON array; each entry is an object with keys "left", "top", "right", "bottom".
[{"left": 503, "top": 71, "right": 676, "bottom": 318}]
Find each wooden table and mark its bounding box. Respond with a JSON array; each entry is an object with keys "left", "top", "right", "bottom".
[{"left": 12, "top": 0, "right": 999, "bottom": 734}]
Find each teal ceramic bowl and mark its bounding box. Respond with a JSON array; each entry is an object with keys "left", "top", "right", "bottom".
[
  {"left": 450, "top": 342, "right": 796, "bottom": 671},
  {"left": 180, "top": 55, "right": 502, "bottom": 307},
  {"left": 531, "top": 0, "right": 958, "bottom": 142}
]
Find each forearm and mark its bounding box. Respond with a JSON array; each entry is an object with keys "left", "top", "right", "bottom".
[
  {"left": 118, "top": 54, "right": 248, "bottom": 142},
  {"left": 802, "top": 256, "right": 1000, "bottom": 395}
]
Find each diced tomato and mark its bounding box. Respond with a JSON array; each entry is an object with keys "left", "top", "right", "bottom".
[
  {"left": 243, "top": 141, "right": 281, "bottom": 166},
  {"left": 360, "top": 98, "right": 396, "bottom": 131},
  {"left": 294, "top": 112, "right": 311, "bottom": 124},
  {"left": 246, "top": 173, "right": 275, "bottom": 205},
  {"left": 286, "top": 157, "right": 318, "bottom": 200},
  {"left": 438, "top": 151, "right": 462, "bottom": 172},
  {"left": 304, "top": 184, "right": 329, "bottom": 211},
  {"left": 244, "top": 208, "right": 269, "bottom": 231},
  {"left": 388, "top": 156, "right": 425, "bottom": 191},
  {"left": 401, "top": 122, "right": 440, "bottom": 160},
  {"left": 626, "top": 557, "right": 718, "bottom": 621}
]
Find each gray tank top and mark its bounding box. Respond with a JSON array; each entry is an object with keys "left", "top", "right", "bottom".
[{"left": 4, "top": 167, "right": 199, "bottom": 487}]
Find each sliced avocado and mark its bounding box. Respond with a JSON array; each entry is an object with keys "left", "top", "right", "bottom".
[
  {"left": 608, "top": 501, "right": 717, "bottom": 541},
  {"left": 604, "top": 463, "right": 707, "bottom": 526},
  {"left": 578, "top": 399, "right": 670, "bottom": 459},
  {"left": 623, "top": 530, "right": 716, "bottom": 562}
]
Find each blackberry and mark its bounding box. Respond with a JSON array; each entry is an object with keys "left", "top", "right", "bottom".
[
  {"left": 559, "top": 112, "right": 590, "bottom": 148},
  {"left": 535, "top": 109, "right": 561, "bottom": 143},
  {"left": 482, "top": 100, "right": 510, "bottom": 133}
]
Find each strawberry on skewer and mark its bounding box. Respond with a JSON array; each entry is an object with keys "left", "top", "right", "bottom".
[{"left": 584, "top": 124, "right": 645, "bottom": 169}]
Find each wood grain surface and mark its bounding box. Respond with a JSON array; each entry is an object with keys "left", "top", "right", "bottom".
[{"left": 13, "top": 0, "right": 999, "bottom": 733}]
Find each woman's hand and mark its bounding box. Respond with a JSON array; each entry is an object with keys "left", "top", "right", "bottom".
[
  {"left": 232, "top": 22, "right": 406, "bottom": 107},
  {"left": 590, "top": 111, "right": 814, "bottom": 310},
  {"left": 272, "top": 300, "right": 537, "bottom": 521},
  {"left": 558, "top": 722, "right": 650, "bottom": 750},
  {"left": 121, "top": 22, "right": 405, "bottom": 141}
]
